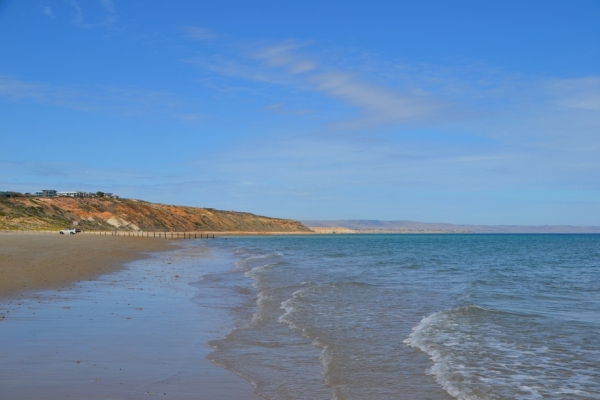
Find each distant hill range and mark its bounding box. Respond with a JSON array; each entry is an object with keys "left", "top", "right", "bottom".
[
  {"left": 303, "top": 220, "right": 600, "bottom": 234},
  {"left": 0, "top": 197, "right": 311, "bottom": 233}
]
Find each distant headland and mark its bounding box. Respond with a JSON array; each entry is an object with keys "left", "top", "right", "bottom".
[{"left": 303, "top": 220, "right": 600, "bottom": 234}]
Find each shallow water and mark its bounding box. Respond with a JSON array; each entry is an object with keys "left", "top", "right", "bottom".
[
  {"left": 0, "top": 243, "right": 260, "bottom": 399},
  {"left": 206, "top": 234, "right": 600, "bottom": 399}
]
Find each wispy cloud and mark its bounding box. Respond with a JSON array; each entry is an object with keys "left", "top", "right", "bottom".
[
  {"left": 183, "top": 34, "right": 600, "bottom": 198},
  {"left": 41, "top": 6, "right": 55, "bottom": 19},
  {"left": 194, "top": 41, "right": 449, "bottom": 130},
  {"left": 0, "top": 75, "right": 94, "bottom": 111},
  {"left": 71, "top": 0, "right": 117, "bottom": 29},
  {"left": 548, "top": 77, "right": 600, "bottom": 111},
  {"left": 184, "top": 26, "right": 215, "bottom": 41},
  {"left": 0, "top": 160, "right": 233, "bottom": 203},
  {"left": 189, "top": 36, "right": 596, "bottom": 144},
  {"left": 99, "top": 0, "right": 116, "bottom": 14},
  {"left": 191, "top": 57, "right": 293, "bottom": 86},
  {"left": 0, "top": 75, "right": 201, "bottom": 121},
  {"left": 312, "top": 72, "right": 444, "bottom": 128},
  {"left": 252, "top": 42, "right": 318, "bottom": 73},
  {"left": 263, "top": 103, "right": 317, "bottom": 116},
  {"left": 0, "top": 160, "right": 181, "bottom": 184}
]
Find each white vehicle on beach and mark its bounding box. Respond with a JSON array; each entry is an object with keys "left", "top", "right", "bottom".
[{"left": 59, "top": 228, "right": 77, "bottom": 235}]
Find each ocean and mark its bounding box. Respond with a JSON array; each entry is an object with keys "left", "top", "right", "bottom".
[{"left": 197, "top": 234, "right": 600, "bottom": 400}]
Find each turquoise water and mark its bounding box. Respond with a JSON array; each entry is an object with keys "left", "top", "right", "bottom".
[{"left": 202, "top": 234, "right": 600, "bottom": 399}]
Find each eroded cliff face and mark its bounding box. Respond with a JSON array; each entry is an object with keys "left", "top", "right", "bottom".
[{"left": 0, "top": 197, "right": 311, "bottom": 232}]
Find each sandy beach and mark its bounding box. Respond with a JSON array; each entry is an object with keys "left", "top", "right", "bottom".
[
  {"left": 0, "top": 232, "right": 173, "bottom": 299},
  {"left": 0, "top": 232, "right": 259, "bottom": 399}
]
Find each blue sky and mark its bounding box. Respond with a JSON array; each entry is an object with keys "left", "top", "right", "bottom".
[{"left": 1, "top": 0, "right": 599, "bottom": 224}]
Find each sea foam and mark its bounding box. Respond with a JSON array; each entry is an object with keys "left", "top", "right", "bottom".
[{"left": 405, "top": 305, "right": 600, "bottom": 399}]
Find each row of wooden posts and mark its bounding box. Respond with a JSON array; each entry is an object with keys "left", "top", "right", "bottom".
[
  {"left": 99, "top": 231, "right": 215, "bottom": 239},
  {"left": 0, "top": 229, "right": 216, "bottom": 239}
]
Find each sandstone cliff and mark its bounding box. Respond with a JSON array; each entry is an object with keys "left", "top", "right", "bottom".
[{"left": 0, "top": 197, "right": 311, "bottom": 233}]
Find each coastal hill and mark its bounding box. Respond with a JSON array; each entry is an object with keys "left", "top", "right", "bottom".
[
  {"left": 0, "top": 197, "right": 311, "bottom": 233},
  {"left": 303, "top": 220, "right": 600, "bottom": 234}
]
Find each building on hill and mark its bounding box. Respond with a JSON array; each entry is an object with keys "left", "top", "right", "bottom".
[
  {"left": 57, "top": 191, "right": 87, "bottom": 197},
  {"left": 32, "top": 190, "right": 119, "bottom": 198},
  {"left": 35, "top": 190, "right": 57, "bottom": 197},
  {"left": 54, "top": 191, "right": 119, "bottom": 198},
  {"left": 92, "top": 192, "right": 119, "bottom": 198},
  {"left": 0, "top": 191, "right": 23, "bottom": 198}
]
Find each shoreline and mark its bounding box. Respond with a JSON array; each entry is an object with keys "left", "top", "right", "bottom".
[{"left": 6, "top": 229, "right": 595, "bottom": 238}]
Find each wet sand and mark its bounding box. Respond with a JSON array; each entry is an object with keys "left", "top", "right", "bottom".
[
  {"left": 0, "top": 233, "right": 260, "bottom": 399},
  {"left": 0, "top": 232, "right": 173, "bottom": 299}
]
